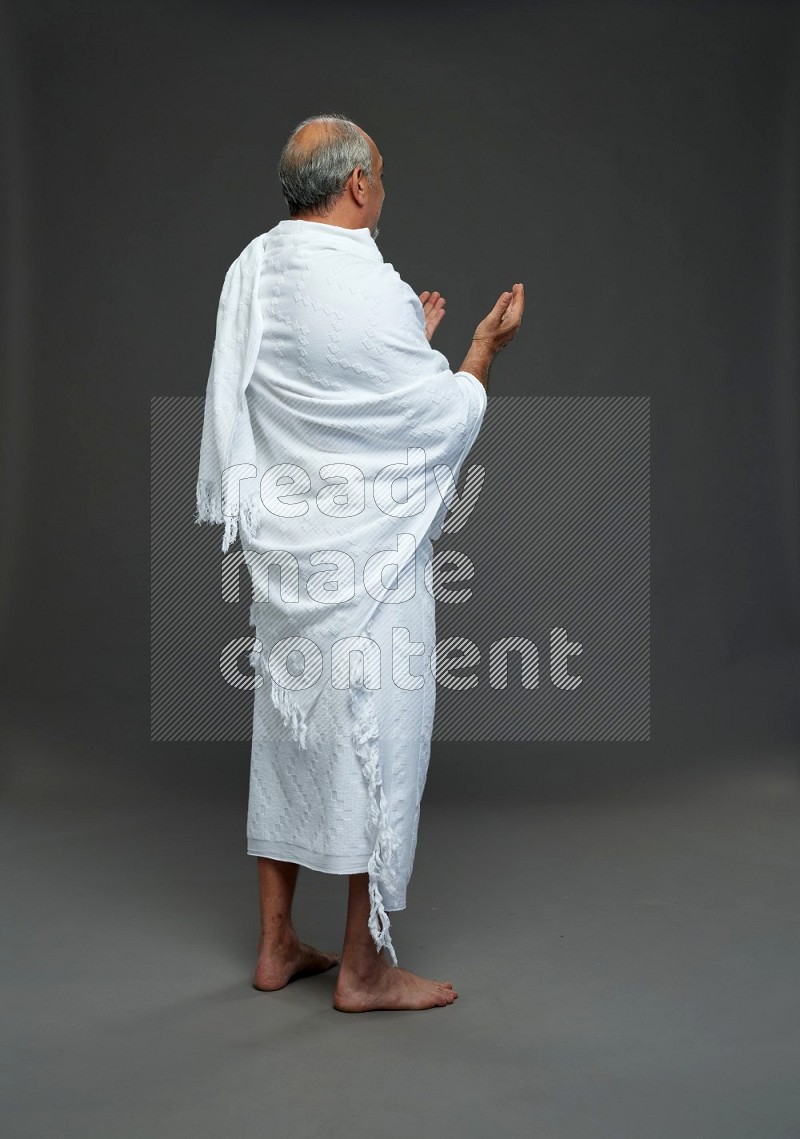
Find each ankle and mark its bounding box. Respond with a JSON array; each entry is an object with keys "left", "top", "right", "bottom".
[
  {"left": 259, "top": 926, "right": 298, "bottom": 952},
  {"left": 339, "top": 947, "right": 389, "bottom": 981}
]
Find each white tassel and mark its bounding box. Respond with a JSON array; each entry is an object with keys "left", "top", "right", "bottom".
[
  {"left": 270, "top": 677, "right": 308, "bottom": 750},
  {"left": 195, "top": 478, "right": 260, "bottom": 554},
  {"left": 350, "top": 620, "right": 401, "bottom": 967},
  {"left": 195, "top": 477, "right": 223, "bottom": 524},
  {"left": 195, "top": 475, "right": 238, "bottom": 553},
  {"left": 249, "top": 632, "right": 309, "bottom": 750},
  {"left": 239, "top": 490, "right": 261, "bottom": 540}
]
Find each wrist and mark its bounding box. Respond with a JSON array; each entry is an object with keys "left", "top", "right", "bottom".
[
  {"left": 458, "top": 339, "right": 496, "bottom": 388},
  {"left": 469, "top": 338, "right": 496, "bottom": 357}
]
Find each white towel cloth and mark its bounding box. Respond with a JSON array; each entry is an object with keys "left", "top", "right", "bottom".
[{"left": 196, "top": 218, "right": 487, "bottom": 962}]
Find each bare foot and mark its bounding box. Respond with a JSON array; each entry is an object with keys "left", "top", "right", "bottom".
[
  {"left": 253, "top": 933, "right": 339, "bottom": 991},
  {"left": 334, "top": 958, "right": 458, "bottom": 1012}
]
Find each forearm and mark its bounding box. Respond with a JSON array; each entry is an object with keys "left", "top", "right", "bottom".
[{"left": 458, "top": 340, "right": 496, "bottom": 391}]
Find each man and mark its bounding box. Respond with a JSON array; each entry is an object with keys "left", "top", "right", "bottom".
[{"left": 196, "top": 113, "right": 524, "bottom": 1012}]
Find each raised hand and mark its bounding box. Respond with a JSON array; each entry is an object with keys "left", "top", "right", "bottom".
[
  {"left": 418, "top": 289, "right": 446, "bottom": 342},
  {"left": 471, "top": 283, "right": 524, "bottom": 353}
]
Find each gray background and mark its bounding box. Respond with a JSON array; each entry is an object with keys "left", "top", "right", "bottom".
[{"left": 2, "top": 2, "right": 798, "bottom": 1137}]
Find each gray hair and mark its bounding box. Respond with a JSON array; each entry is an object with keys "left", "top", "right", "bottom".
[{"left": 278, "top": 113, "right": 374, "bottom": 217}]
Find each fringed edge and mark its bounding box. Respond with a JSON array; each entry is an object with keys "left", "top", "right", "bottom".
[
  {"left": 195, "top": 476, "right": 239, "bottom": 554},
  {"left": 350, "top": 620, "right": 402, "bottom": 968},
  {"left": 239, "top": 489, "right": 262, "bottom": 542},
  {"left": 196, "top": 479, "right": 262, "bottom": 554},
  {"left": 195, "top": 477, "right": 222, "bottom": 525},
  {"left": 270, "top": 677, "right": 309, "bottom": 750},
  {"left": 248, "top": 615, "right": 309, "bottom": 751}
]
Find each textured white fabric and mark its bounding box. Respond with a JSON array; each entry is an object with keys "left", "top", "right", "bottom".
[
  {"left": 246, "top": 534, "right": 437, "bottom": 908},
  {"left": 196, "top": 218, "right": 487, "bottom": 963}
]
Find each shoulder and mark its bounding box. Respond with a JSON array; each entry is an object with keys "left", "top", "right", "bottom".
[
  {"left": 309, "top": 251, "right": 410, "bottom": 308},
  {"left": 373, "top": 262, "right": 425, "bottom": 329},
  {"left": 363, "top": 259, "right": 421, "bottom": 310},
  {"left": 229, "top": 233, "right": 268, "bottom": 276}
]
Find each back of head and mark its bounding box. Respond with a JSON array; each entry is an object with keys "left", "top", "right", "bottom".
[{"left": 278, "top": 113, "right": 373, "bottom": 218}]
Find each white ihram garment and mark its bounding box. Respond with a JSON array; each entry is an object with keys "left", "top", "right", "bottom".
[{"left": 195, "top": 218, "right": 486, "bottom": 964}]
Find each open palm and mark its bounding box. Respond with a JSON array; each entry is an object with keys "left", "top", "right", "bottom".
[{"left": 418, "top": 290, "right": 446, "bottom": 342}]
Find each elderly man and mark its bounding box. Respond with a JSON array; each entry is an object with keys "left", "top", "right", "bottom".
[{"left": 196, "top": 113, "right": 523, "bottom": 1012}]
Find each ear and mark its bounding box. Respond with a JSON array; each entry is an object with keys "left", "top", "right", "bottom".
[{"left": 350, "top": 165, "right": 369, "bottom": 203}]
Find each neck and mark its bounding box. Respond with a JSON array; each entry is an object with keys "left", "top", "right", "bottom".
[{"left": 290, "top": 211, "right": 367, "bottom": 232}]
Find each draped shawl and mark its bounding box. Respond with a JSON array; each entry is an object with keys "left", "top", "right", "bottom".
[{"left": 196, "top": 219, "right": 487, "bottom": 962}]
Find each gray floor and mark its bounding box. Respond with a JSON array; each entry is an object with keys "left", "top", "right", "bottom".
[{"left": 2, "top": 695, "right": 799, "bottom": 1138}]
